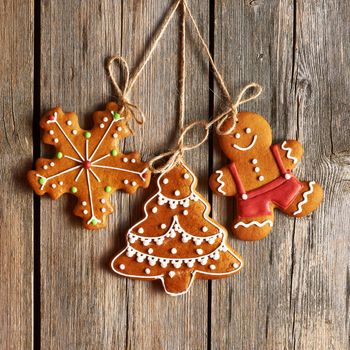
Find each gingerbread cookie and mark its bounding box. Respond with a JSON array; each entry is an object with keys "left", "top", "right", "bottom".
[
  {"left": 112, "top": 160, "right": 243, "bottom": 296},
  {"left": 210, "top": 111, "right": 323, "bottom": 241},
  {"left": 27, "top": 102, "right": 151, "bottom": 229}
]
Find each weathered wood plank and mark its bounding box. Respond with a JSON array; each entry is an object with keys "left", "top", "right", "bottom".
[
  {"left": 0, "top": 0, "right": 34, "bottom": 349},
  {"left": 40, "top": 0, "right": 210, "bottom": 349},
  {"left": 211, "top": 1, "right": 350, "bottom": 349}
]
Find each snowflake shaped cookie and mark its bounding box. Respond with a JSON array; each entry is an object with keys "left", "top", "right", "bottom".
[{"left": 27, "top": 102, "right": 151, "bottom": 229}]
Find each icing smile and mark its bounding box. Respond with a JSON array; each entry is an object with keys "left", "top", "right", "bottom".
[{"left": 232, "top": 135, "right": 257, "bottom": 151}]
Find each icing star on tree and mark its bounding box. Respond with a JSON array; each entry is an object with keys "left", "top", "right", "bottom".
[
  {"left": 27, "top": 102, "right": 151, "bottom": 230},
  {"left": 112, "top": 160, "right": 243, "bottom": 296}
]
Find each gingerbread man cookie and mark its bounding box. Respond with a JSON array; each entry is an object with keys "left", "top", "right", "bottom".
[
  {"left": 27, "top": 102, "right": 151, "bottom": 229},
  {"left": 210, "top": 111, "right": 323, "bottom": 241},
  {"left": 112, "top": 160, "right": 243, "bottom": 296}
]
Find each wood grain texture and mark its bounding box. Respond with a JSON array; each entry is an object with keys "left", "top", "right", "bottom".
[
  {"left": 0, "top": 1, "right": 34, "bottom": 349},
  {"left": 211, "top": 1, "right": 350, "bottom": 349}
]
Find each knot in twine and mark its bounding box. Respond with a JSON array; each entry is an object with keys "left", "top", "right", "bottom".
[
  {"left": 106, "top": 55, "right": 145, "bottom": 126},
  {"left": 149, "top": 82, "right": 262, "bottom": 173}
]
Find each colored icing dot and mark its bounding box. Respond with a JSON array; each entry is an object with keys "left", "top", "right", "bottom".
[
  {"left": 100, "top": 199, "right": 106, "bottom": 204},
  {"left": 123, "top": 179, "right": 129, "bottom": 185},
  {"left": 162, "top": 178, "right": 169, "bottom": 184},
  {"left": 131, "top": 181, "right": 137, "bottom": 186},
  {"left": 119, "top": 264, "right": 125, "bottom": 270},
  {"left": 196, "top": 249, "right": 203, "bottom": 255},
  {"left": 82, "top": 201, "right": 87, "bottom": 206},
  {"left": 183, "top": 210, "right": 188, "bottom": 216},
  {"left": 113, "top": 112, "right": 121, "bottom": 120},
  {"left": 174, "top": 190, "right": 180, "bottom": 196},
  {"left": 183, "top": 173, "right": 189, "bottom": 179},
  {"left": 66, "top": 120, "right": 72, "bottom": 126},
  {"left": 83, "top": 160, "right": 92, "bottom": 169},
  {"left": 209, "top": 264, "right": 216, "bottom": 270},
  {"left": 138, "top": 228, "right": 144, "bottom": 234},
  {"left": 113, "top": 133, "right": 118, "bottom": 139},
  {"left": 70, "top": 186, "right": 78, "bottom": 193},
  {"left": 233, "top": 263, "right": 239, "bottom": 269},
  {"left": 39, "top": 178, "right": 45, "bottom": 185},
  {"left": 131, "top": 159, "right": 136, "bottom": 163},
  {"left": 245, "top": 128, "right": 251, "bottom": 134},
  {"left": 110, "top": 149, "right": 118, "bottom": 156},
  {"left": 49, "top": 115, "right": 55, "bottom": 121},
  {"left": 235, "top": 133, "right": 241, "bottom": 139},
  {"left": 160, "top": 224, "right": 166, "bottom": 229},
  {"left": 145, "top": 268, "right": 151, "bottom": 274},
  {"left": 152, "top": 207, "right": 158, "bottom": 213},
  {"left": 104, "top": 186, "right": 112, "bottom": 193},
  {"left": 56, "top": 152, "right": 63, "bottom": 159},
  {"left": 84, "top": 132, "right": 91, "bottom": 138},
  {"left": 54, "top": 138, "right": 59, "bottom": 143},
  {"left": 123, "top": 157, "right": 128, "bottom": 163},
  {"left": 202, "top": 226, "right": 208, "bottom": 232},
  {"left": 103, "top": 117, "right": 108, "bottom": 122},
  {"left": 252, "top": 159, "right": 258, "bottom": 164},
  {"left": 148, "top": 248, "right": 154, "bottom": 254},
  {"left": 91, "top": 218, "right": 98, "bottom": 225},
  {"left": 171, "top": 248, "right": 177, "bottom": 254},
  {"left": 72, "top": 130, "right": 78, "bottom": 135}
]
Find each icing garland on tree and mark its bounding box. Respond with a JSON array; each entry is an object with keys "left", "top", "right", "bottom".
[{"left": 27, "top": 102, "right": 151, "bottom": 229}]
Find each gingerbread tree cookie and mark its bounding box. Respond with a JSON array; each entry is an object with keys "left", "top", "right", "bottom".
[
  {"left": 112, "top": 160, "right": 243, "bottom": 296},
  {"left": 27, "top": 102, "right": 151, "bottom": 230},
  {"left": 210, "top": 111, "right": 324, "bottom": 241}
]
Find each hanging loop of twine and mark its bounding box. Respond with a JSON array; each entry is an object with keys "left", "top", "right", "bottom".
[{"left": 106, "top": 55, "right": 145, "bottom": 125}]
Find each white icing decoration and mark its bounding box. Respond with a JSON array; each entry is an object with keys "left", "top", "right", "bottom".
[
  {"left": 103, "top": 117, "right": 108, "bottom": 122},
  {"left": 252, "top": 158, "right": 258, "bottom": 164},
  {"left": 242, "top": 194, "right": 248, "bottom": 200},
  {"left": 281, "top": 141, "right": 298, "bottom": 164},
  {"left": 285, "top": 173, "right": 292, "bottom": 180},
  {"left": 196, "top": 249, "right": 203, "bottom": 255},
  {"left": 152, "top": 207, "right": 158, "bottom": 213},
  {"left": 168, "top": 271, "right": 175, "bottom": 278},
  {"left": 123, "top": 179, "right": 129, "bottom": 184},
  {"left": 50, "top": 162, "right": 55, "bottom": 167},
  {"left": 59, "top": 181, "right": 63, "bottom": 185},
  {"left": 100, "top": 198, "right": 106, "bottom": 204},
  {"left": 174, "top": 190, "right": 180, "bottom": 196},
  {"left": 113, "top": 133, "right": 118, "bottom": 138},
  {"left": 202, "top": 226, "right": 208, "bottom": 232},
  {"left": 293, "top": 181, "right": 315, "bottom": 215},
  {"left": 209, "top": 264, "right": 216, "bottom": 270},
  {"left": 148, "top": 248, "right": 153, "bottom": 254},
  {"left": 72, "top": 130, "right": 78, "bottom": 135},
  {"left": 171, "top": 248, "right": 177, "bottom": 254},
  {"left": 138, "top": 227, "right": 144, "bottom": 234},
  {"left": 245, "top": 128, "right": 251, "bottom": 134},
  {"left": 233, "top": 263, "right": 239, "bottom": 269},
  {"left": 160, "top": 224, "right": 166, "bottom": 229},
  {"left": 162, "top": 178, "right": 169, "bottom": 184},
  {"left": 183, "top": 173, "right": 189, "bottom": 179},
  {"left": 51, "top": 184, "right": 56, "bottom": 189},
  {"left": 254, "top": 167, "right": 260, "bottom": 173},
  {"left": 258, "top": 176, "right": 264, "bottom": 181},
  {"left": 117, "top": 126, "right": 122, "bottom": 132},
  {"left": 67, "top": 120, "right": 72, "bottom": 126},
  {"left": 83, "top": 209, "right": 88, "bottom": 215},
  {"left": 183, "top": 210, "right": 188, "bottom": 216},
  {"left": 100, "top": 123, "right": 105, "bottom": 128},
  {"left": 234, "top": 220, "right": 273, "bottom": 229},
  {"left": 215, "top": 170, "right": 226, "bottom": 195},
  {"left": 119, "top": 264, "right": 125, "bottom": 270},
  {"left": 82, "top": 201, "right": 87, "bottom": 206},
  {"left": 101, "top": 208, "right": 106, "bottom": 213},
  {"left": 123, "top": 158, "right": 128, "bottom": 163},
  {"left": 235, "top": 133, "right": 241, "bottom": 139},
  {"left": 49, "top": 130, "right": 54, "bottom": 135},
  {"left": 43, "top": 165, "right": 48, "bottom": 170},
  {"left": 233, "top": 135, "right": 257, "bottom": 151},
  {"left": 131, "top": 181, "right": 137, "bottom": 186},
  {"left": 145, "top": 268, "right": 151, "bottom": 274}
]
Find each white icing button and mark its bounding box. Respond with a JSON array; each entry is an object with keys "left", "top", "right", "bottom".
[
  {"left": 148, "top": 248, "right": 153, "bottom": 254},
  {"left": 50, "top": 162, "right": 55, "bottom": 167},
  {"left": 168, "top": 271, "right": 176, "bottom": 278},
  {"left": 258, "top": 176, "right": 265, "bottom": 181},
  {"left": 162, "top": 178, "right": 169, "bottom": 184},
  {"left": 233, "top": 263, "right": 239, "bottom": 269},
  {"left": 145, "top": 268, "right": 151, "bottom": 275},
  {"left": 171, "top": 248, "right": 177, "bottom": 254},
  {"left": 254, "top": 167, "right": 260, "bottom": 173},
  {"left": 160, "top": 224, "right": 166, "bottom": 229},
  {"left": 49, "top": 130, "right": 54, "bottom": 135},
  {"left": 83, "top": 209, "right": 88, "bottom": 215},
  {"left": 235, "top": 133, "right": 241, "bottom": 139},
  {"left": 242, "top": 194, "right": 248, "bottom": 200},
  {"left": 202, "top": 226, "right": 208, "bottom": 232},
  {"left": 51, "top": 184, "right": 56, "bottom": 189},
  {"left": 196, "top": 249, "right": 203, "bottom": 255},
  {"left": 209, "top": 264, "right": 216, "bottom": 270},
  {"left": 100, "top": 123, "right": 105, "bottom": 128},
  {"left": 183, "top": 173, "right": 190, "bottom": 179},
  {"left": 183, "top": 210, "right": 188, "bottom": 216},
  {"left": 123, "top": 158, "right": 128, "bottom": 163},
  {"left": 103, "top": 117, "right": 108, "bottom": 122},
  {"left": 59, "top": 181, "right": 64, "bottom": 185},
  {"left": 131, "top": 159, "right": 136, "bottom": 163},
  {"left": 66, "top": 120, "right": 72, "bottom": 126},
  {"left": 117, "top": 126, "right": 123, "bottom": 132},
  {"left": 43, "top": 165, "right": 48, "bottom": 170},
  {"left": 101, "top": 208, "right": 106, "bottom": 213},
  {"left": 131, "top": 181, "right": 137, "bottom": 186},
  {"left": 252, "top": 158, "right": 258, "bottom": 164},
  {"left": 53, "top": 138, "right": 59, "bottom": 143},
  {"left": 152, "top": 207, "right": 158, "bottom": 213},
  {"left": 113, "top": 133, "right": 118, "bottom": 139},
  {"left": 82, "top": 201, "right": 87, "bottom": 206},
  {"left": 174, "top": 190, "right": 180, "bottom": 196},
  {"left": 72, "top": 130, "right": 78, "bottom": 135},
  {"left": 123, "top": 179, "right": 129, "bottom": 185},
  {"left": 119, "top": 264, "right": 125, "bottom": 270},
  {"left": 245, "top": 128, "right": 251, "bottom": 134},
  {"left": 137, "top": 227, "right": 144, "bottom": 234},
  {"left": 285, "top": 173, "right": 291, "bottom": 180},
  {"left": 100, "top": 198, "right": 106, "bottom": 204}
]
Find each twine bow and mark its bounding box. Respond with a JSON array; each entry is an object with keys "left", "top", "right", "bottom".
[{"left": 106, "top": 55, "right": 145, "bottom": 126}]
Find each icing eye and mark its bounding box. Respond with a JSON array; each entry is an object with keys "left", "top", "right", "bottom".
[
  {"left": 162, "top": 178, "right": 169, "bottom": 184},
  {"left": 245, "top": 128, "right": 251, "bottom": 134},
  {"left": 234, "top": 133, "right": 241, "bottom": 139}
]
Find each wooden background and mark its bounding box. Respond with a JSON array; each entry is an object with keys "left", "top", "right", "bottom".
[{"left": 1, "top": 0, "right": 349, "bottom": 349}]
